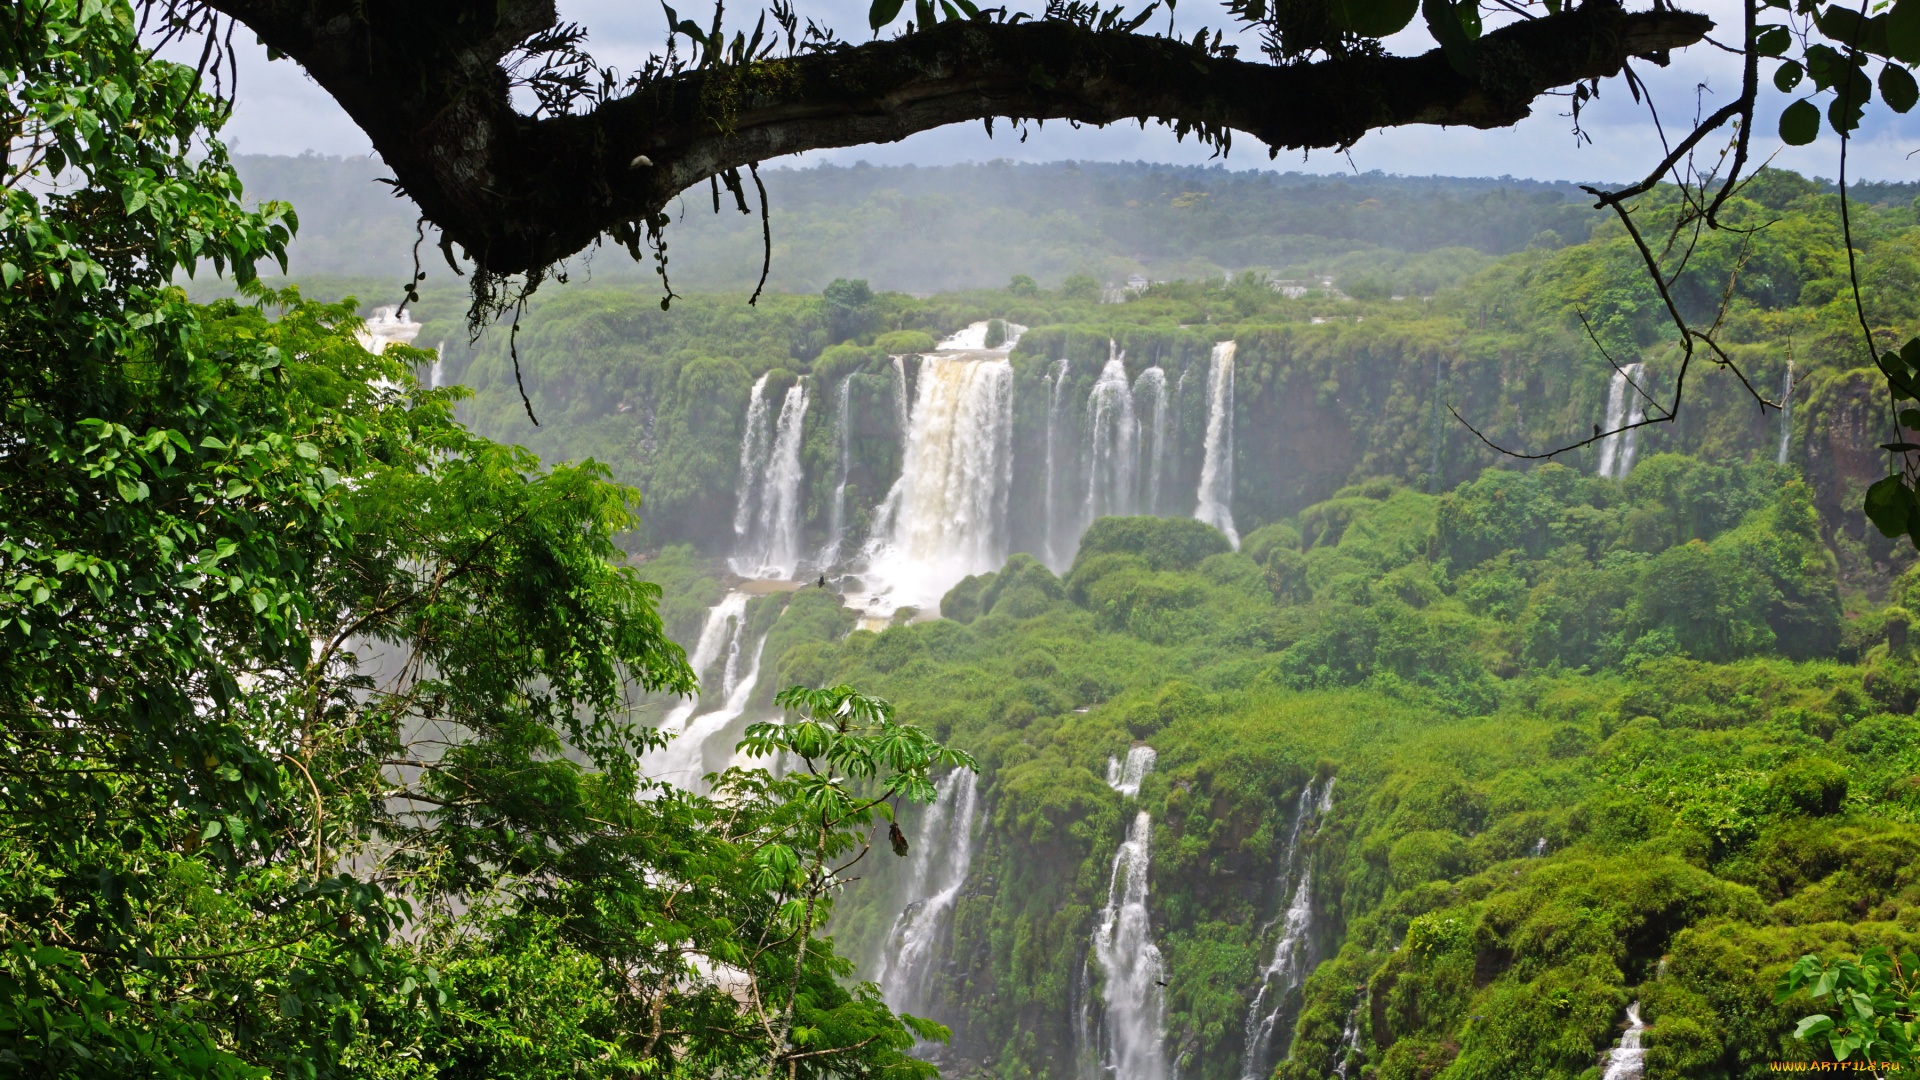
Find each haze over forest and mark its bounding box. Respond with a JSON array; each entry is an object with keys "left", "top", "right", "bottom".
[
  {"left": 20, "top": 5, "right": 1920, "bottom": 1078},
  {"left": 214, "top": 150, "right": 1920, "bottom": 1078}
]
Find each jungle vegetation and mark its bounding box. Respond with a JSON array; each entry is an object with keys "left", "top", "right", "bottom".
[
  {"left": 0, "top": 5, "right": 964, "bottom": 1078},
  {"left": 6, "top": 0, "right": 1920, "bottom": 1078}
]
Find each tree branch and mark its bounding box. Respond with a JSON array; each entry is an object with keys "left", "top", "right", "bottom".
[{"left": 202, "top": 0, "right": 1711, "bottom": 280}]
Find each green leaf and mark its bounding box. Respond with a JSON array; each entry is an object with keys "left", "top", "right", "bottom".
[
  {"left": 1757, "top": 24, "right": 1792, "bottom": 55},
  {"left": 869, "top": 0, "right": 905, "bottom": 29},
  {"left": 1865, "top": 475, "right": 1918, "bottom": 539},
  {"left": 1897, "top": 408, "right": 1920, "bottom": 428},
  {"left": 1892, "top": 0, "right": 1920, "bottom": 62},
  {"left": 1423, "top": 0, "right": 1476, "bottom": 74},
  {"left": 1779, "top": 98, "right": 1822, "bottom": 144},
  {"left": 1829, "top": 91, "right": 1868, "bottom": 134},
  {"left": 1776, "top": 59, "right": 1806, "bottom": 91},
  {"left": 1328, "top": 0, "right": 1420, "bottom": 37},
  {"left": 1795, "top": 1012, "right": 1835, "bottom": 1039},
  {"left": 1881, "top": 62, "right": 1919, "bottom": 110}
]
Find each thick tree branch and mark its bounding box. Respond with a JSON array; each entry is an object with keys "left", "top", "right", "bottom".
[{"left": 203, "top": 0, "right": 1711, "bottom": 279}]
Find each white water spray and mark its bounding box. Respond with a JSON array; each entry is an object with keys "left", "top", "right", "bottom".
[
  {"left": 1596, "top": 364, "right": 1647, "bottom": 481},
  {"left": 733, "top": 381, "right": 810, "bottom": 578},
  {"left": 1085, "top": 346, "right": 1140, "bottom": 525},
  {"left": 733, "top": 375, "right": 773, "bottom": 543},
  {"left": 1777, "top": 360, "right": 1796, "bottom": 466},
  {"left": 1087, "top": 809, "right": 1170, "bottom": 1080},
  {"left": 859, "top": 352, "right": 1015, "bottom": 614},
  {"left": 818, "top": 374, "right": 855, "bottom": 569},
  {"left": 1194, "top": 341, "right": 1240, "bottom": 548},
  {"left": 1332, "top": 989, "right": 1367, "bottom": 1080},
  {"left": 1241, "top": 779, "right": 1335, "bottom": 1078},
  {"left": 1137, "top": 367, "right": 1169, "bottom": 516},
  {"left": 640, "top": 593, "right": 768, "bottom": 791},
  {"left": 877, "top": 770, "right": 980, "bottom": 1016},
  {"left": 1045, "top": 358, "right": 1073, "bottom": 569},
  {"left": 1600, "top": 1004, "right": 1647, "bottom": 1080},
  {"left": 1106, "top": 746, "right": 1158, "bottom": 798}
]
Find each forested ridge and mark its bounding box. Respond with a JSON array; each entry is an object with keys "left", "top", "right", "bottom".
[
  {"left": 7, "top": 5, "right": 1920, "bottom": 1078},
  {"left": 411, "top": 163, "right": 1920, "bottom": 1076}
]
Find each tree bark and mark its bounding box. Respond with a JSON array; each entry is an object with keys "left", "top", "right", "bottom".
[{"left": 204, "top": 0, "right": 1711, "bottom": 279}]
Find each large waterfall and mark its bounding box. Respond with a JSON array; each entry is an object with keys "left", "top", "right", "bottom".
[
  {"left": 1137, "top": 367, "right": 1170, "bottom": 516},
  {"left": 877, "top": 769, "right": 980, "bottom": 1017},
  {"left": 1194, "top": 341, "right": 1240, "bottom": 548},
  {"left": 1241, "top": 778, "right": 1335, "bottom": 1077},
  {"left": 639, "top": 592, "right": 768, "bottom": 791},
  {"left": 733, "top": 379, "right": 810, "bottom": 579},
  {"left": 1596, "top": 364, "right": 1648, "bottom": 481},
  {"left": 1084, "top": 346, "right": 1140, "bottom": 525},
  {"left": 1044, "top": 358, "right": 1073, "bottom": 568},
  {"left": 859, "top": 334, "right": 1018, "bottom": 613},
  {"left": 818, "top": 374, "right": 855, "bottom": 569},
  {"left": 1085, "top": 806, "right": 1170, "bottom": 1080}
]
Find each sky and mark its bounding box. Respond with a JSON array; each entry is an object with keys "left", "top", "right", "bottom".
[{"left": 210, "top": 0, "right": 1920, "bottom": 183}]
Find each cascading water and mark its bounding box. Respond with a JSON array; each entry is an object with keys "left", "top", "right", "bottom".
[
  {"left": 817, "top": 374, "right": 855, "bottom": 569},
  {"left": 877, "top": 770, "right": 980, "bottom": 1017},
  {"left": 639, "top": 592, "right": 767, "bottom": 791},
  {"left": 1600, "top": 1004, "right": 1647, "bottom": 1080},
  {"left": 1044, "top": 358, "right": 1072, "bottom": 569},
  {"left": 858, "top": 352, "right": 1016, "bottom": 614},
  {"left": 428, "top": 343, "right": 446, "bottom": 389},
  {"left": 1778, "top": 360, "right": 1796, "bottom": 466},
  {"left": 1106, "top": 745, "right": 1158, "bottom": 798},
  {"left": 733, "top": 375, "right": 773, "bottom": 546},
  {"left": 892, "top": 354, "right": 912, "bottom": 439},
  {"left": 734, "top": 380, "right": 811, "bottom": 579},
  {"left": 1596, "top": 363, "right": 1647, "bottom": 481},
  {"left": 1136, "top": 367, "right": 1169, "bottom": 516},
  {"left": 1332, "top": 990, "right": 1368, "bottom": 1080},
  {"left": 1084, "top": 346, "right": 1140, "bottom": 524},
  {"left": 1241, "top": 779, "right": 1336, "bottom": 1078},
  {"left": 647, "top": 636, "right": 766, "bottom": 791},
  {"left": 1086, "top": 808, "right": 1170, "bottom": 1080},
  {"left": 1194, "top": 341, "right": 1240, "bottom": 548}
]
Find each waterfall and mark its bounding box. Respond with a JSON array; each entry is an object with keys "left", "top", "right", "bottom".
[
  {"left": 1777, "top": 360, "right": 1796, "bottom": 466},
  {"left": 1085, "top": 346, "right": 1140, "bottom": 525},
  {"left": 733, "top": 375, "right": 773, "bottom": 544},
  {"left": 1600, "top": 1004, "right": 1647, "bottom": 1080},
  {"left": 817, "top": 375, "right": 855, "bottom": 569},
  {"left": 877, "top": 770, "right": 980, "bottom": 1017},
  {"left": 1136, "top": 367, "right": 1169, "bottom": 515},
  {"left": 1106, "top": 746, "right": 1158, "bottom": 798},
  {"left": 1332, "top": 989, "right": 1367, "bottom": 1080},
  {"left": 1596, "top": 363, "right": 1647, "bottom": 481},
  {"left": 1086, "top": 809, "right": 1169, "bottom": 1080},
  {"left": 1336, "top": 991, "right": 1367, "bottom": 1076},
  {"left": 1045, "top": 358, "right": 1072, "bottom": 570},
  {"left": 859, "top": 355, "right": 1015, "bottom": 614},
  {"left": 428, "top": 342, "right": 446, "bottom": 389},
  {"left": 1241, "top": 779, "right": 1336, "bottom": 1078},
  {"left": 733, "top": 380, "right": 810, "bottom": 579},
  {"left": 646, "top": 636, "right": 766, "bottom": 791},
  {"left": 1194, "top": 341, "right": 1239, "bottom": 548},
  {"left": 640, "top": 593, "right": 767, "bottom": 791},
  {"left": 892, "top": 354, "right": 912, "bottom": 440}
]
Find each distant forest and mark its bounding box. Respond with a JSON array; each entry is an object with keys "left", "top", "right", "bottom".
[{"left": 232, "top": 156, "right": 1619, "bottom": 294}]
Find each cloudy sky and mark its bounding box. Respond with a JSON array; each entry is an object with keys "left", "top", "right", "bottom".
[{"left": 212, "top": 0, "right": 1920, "bottom": 183}]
